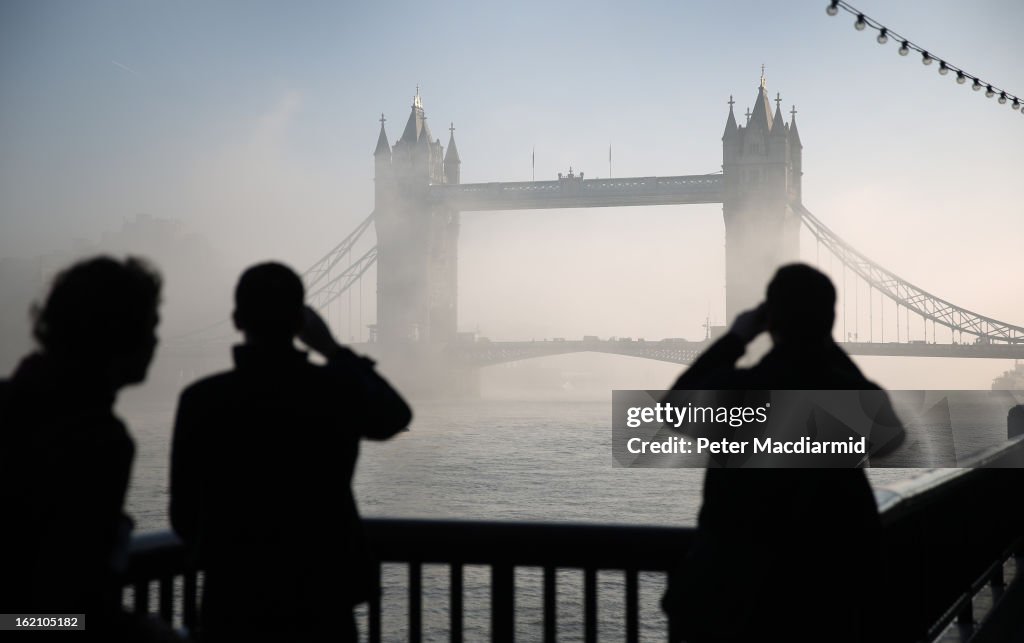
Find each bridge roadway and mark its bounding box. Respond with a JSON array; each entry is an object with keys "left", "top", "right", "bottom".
[
  {"left": 429, "top": 174, "right": 723, "bottom": 211},
  {"left": 174, "top": 337, "right": 1024, "bottom": 366},
  {"left": 447, "top": 338, "right": 1024, "bottom": 366}
]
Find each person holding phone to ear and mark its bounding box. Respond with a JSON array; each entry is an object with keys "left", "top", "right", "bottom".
[
  {"left": 662, "top": 263, "right": 903, "bottom": 643},
  {"left": 170, "top": 262, "right": 412, "bottom": 643}
]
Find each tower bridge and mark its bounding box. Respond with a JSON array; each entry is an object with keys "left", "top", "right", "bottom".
[{"left": 301, "top": 79, "right": 1023, "bottom": 390}]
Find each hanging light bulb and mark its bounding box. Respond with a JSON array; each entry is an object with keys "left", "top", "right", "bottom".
[{"left": 825, "top": 9, "right": 1022, "bottom": 115}]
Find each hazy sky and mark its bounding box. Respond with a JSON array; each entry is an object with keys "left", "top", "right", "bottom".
[{"left": 1, "top": 0, "right": 1021, "bottom": 389}]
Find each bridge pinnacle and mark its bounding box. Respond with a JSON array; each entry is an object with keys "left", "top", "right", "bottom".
[
  {"left": 374, "top": 113, "right": 390, "bottom": 156},
  {"left": 444, "top": 121, "right": 461, "bottom": 183},
  {"left": 788, "top": 105, "right": 803, "bottom": 147},
  {"left": 747, "top": 77, "right": 773, "bottom": 132},
  {"left": 400, "top": 90, "right": 428, "bottom": 144},
  {"left": 723, "top": 96, "right": 739, "bottom": 139},
  {"left": 445, "top": 123, "right": 460, "bottom": 164},
  {"left": 771, "top": 97, "right": 787, "bottom": 136}
]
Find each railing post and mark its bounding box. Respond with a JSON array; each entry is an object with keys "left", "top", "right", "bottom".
[
  {"left": 158, "top": 575, "right": 174, "bottom": 623},
  {"left": 991, "top": 557, "right": 1006, "bottom": 592},
  {"left": 408, "top": 562, "right": 422, "bottom": 643},
  {"left": 625, "top": 568, "right": 639, "bottom": 643},
  {"left": 543, "top": 566, "right": 557, "bottom": 643},
  {"left": 133, "top": 580, "right": 150, "bottom": 615},
  {"left": 491, "top": 563, "right": 514, "bottom": 643},
  {"left": 449, "top": 563, "right": 463, "bottom": 643},
  {"left": 666, "top": 569, "right": 680, "bottom": 643},
  {"left": 584, "top": 567, "right": 597, "bottom": 643},
  {"left": 368, "top": 561, "right": 382, "bottom": 643},
  {"left": 182, "top": 569, "right": 198, "bottom": 635}
]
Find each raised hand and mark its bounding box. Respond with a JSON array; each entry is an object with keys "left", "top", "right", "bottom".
[
  {"left": 730, "top": 303, "right": 768, "bottom": 343},
  {"left": 298, "top": 305, "right": 341, "bottom": 357}
]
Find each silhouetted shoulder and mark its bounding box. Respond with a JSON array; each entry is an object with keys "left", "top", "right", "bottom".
[
  {"left": 176, "top": 362, "right": 337, "bottom": 401},
  {"left": 179, "top": 370, "right": 237, "bottom": 399},
  {"left": 174, "top": 348, "right": 409, "bottom": 440}
]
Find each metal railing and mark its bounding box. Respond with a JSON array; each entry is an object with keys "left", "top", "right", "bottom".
[
  {"left": 870, "top": 438, "right": 1024, "bottom": 642},
  {"left": 364, "top": 520, "right": 689, "bottom": 642},
  {"left": 122, "top": 521, "right": 691, "bottom": 642},
  {"left": 122, "top": 436, "right": 1024, "bottom": 642}
]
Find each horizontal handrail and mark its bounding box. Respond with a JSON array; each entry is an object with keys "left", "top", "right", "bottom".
[
  {"left": 365, "top": 518, "right": 692, "bottom": 569},
  {"left": 122, "top": 521, "right": 692, "bottom": 585},
  {"left": 872, "top": 433, "right": 1024, "bottom": 522}
]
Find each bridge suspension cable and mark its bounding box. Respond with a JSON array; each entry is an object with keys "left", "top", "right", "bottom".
[
  {"left": 302, "top": 211, "right": 376, "bottom": 291},
  {"left": 306, "top": 245, "right": 377, "bottom": 311},
  {"left": 301, "top": 211, "right": 379, "bottom": 320},
  {"left": 798, "top": 205, "right": 1024, "bottom": 345}
]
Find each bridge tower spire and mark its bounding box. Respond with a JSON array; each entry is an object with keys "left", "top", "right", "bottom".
[
  {"left": 374, "top": 113, "right": 392, "bottom": 204},
  {"left": 723, "top": 95, "right": 738, "bottom": 139},
  {"left": 722, "top": 76, "right": 802, "bottom": 322},
  {"left": 373, "top": 91, "right": 459, "bottom": 347},
  {"left": 444, "top": 122, "right": 461, "bottom": 185},
  {"left": 788, "top": 105, "right": 803, "bottom": 202}
]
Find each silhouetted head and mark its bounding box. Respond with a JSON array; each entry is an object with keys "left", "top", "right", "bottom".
[
  {"left": 33, "top": 256, "right": 162, "bottom": 386},
  {"left": 765, "top": 263, "right": 836, "bottom": 345},
  {"left": 233, "top": 262, "right": 304, "bottom": 343}
]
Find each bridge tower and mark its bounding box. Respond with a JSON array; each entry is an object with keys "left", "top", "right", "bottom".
[
  {"left": 722, "top": 74, "right": 803, "bottom": 321},
  {"left": 373, "top": 91, "right": 461, "bottom": 345}
]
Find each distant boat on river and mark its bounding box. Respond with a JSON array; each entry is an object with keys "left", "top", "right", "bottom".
[{"left": 993, "top": 360, "right": 1024, "bottom": 390}]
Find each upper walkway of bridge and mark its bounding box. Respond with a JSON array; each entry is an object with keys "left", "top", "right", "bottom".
[{"left": 429, "top": 173, "right": 724, "bottom": 211}]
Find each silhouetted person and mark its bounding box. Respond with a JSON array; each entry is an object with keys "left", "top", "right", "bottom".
[
  {"left": 170, "top": 262, "right": 412, "bottom": 642},
  {"left": 1009, "top": 405, "right": 1024, "bottom": 440},
  {"left": 662, "top": 264, "right": 903, "bottom": 643},
  {"left": 0, "top": 256, "right": 175, "bottom": 641}
]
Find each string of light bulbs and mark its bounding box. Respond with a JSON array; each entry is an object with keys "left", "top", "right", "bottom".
[{"left": 826, "top": 0, "right": 1021, "bottom": 114}]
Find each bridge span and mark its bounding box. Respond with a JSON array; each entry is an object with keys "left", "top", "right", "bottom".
[{"left": 442, "top": 337, "right": 1024, "bottom": 367}]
